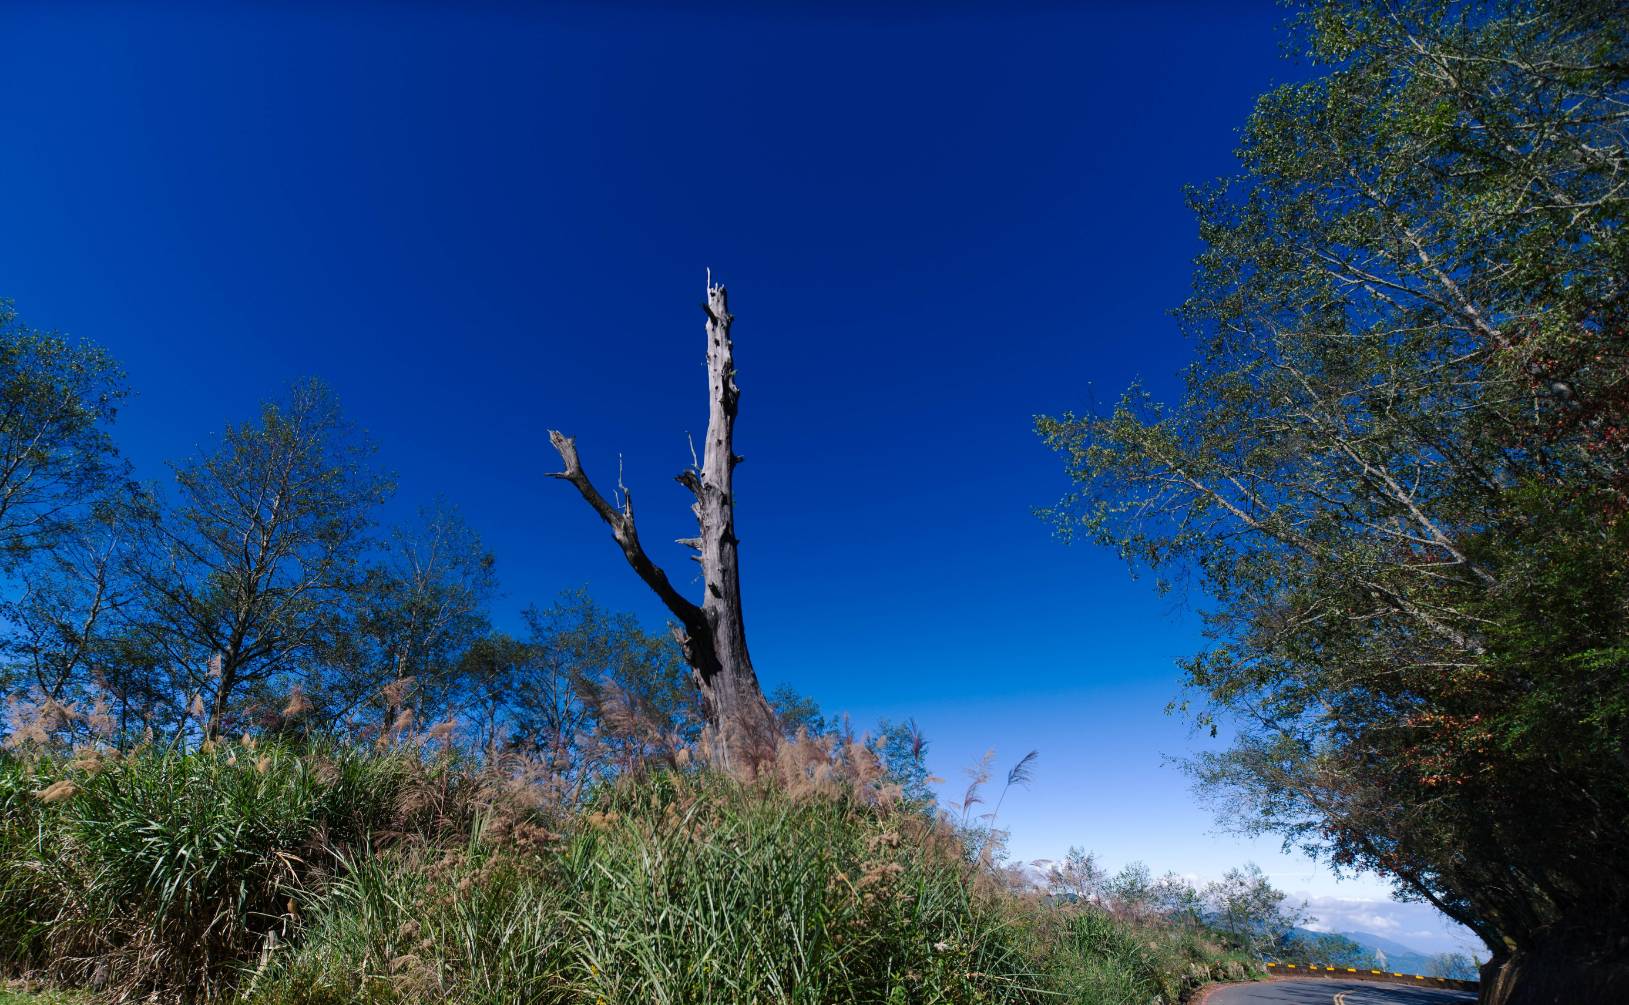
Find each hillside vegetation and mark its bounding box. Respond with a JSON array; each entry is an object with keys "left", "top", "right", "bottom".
[{"left": 0, "top": 738, "right": 1263, "bottom": 1005}]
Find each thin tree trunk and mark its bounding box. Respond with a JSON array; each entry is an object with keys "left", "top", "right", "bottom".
[
  {"left": 205, "top": 661, "right": 233, "bottom": 743},
  {"left": 547, "top": 276, "right": 778, "bottom": 774}
]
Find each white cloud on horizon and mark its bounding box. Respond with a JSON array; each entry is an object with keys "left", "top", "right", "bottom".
[{"left": 1293, "top": 894, "right": 1483, "bottom": 956}]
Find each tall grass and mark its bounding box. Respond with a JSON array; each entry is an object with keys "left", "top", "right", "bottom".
[
  {"left": 1036, "top": 907, "right": 1248, "bottom": 1004},
  {"left": 242, "top": 842, "right": 576, "bottom": 1005},
  {"left": 249, "top": 772, "right": 1040, "bottom": 1005},
  {"left": 567, "top": 775, "right": 1039, "bottom": 1004},
  {"left": 1, "top": 744, "right": 407, "bottom": 1001},
  {"left": 2, "top": 745, "right": 1257, "bottom": 1004},
  {"left": 0, "top": 755, "right": 57, "bottom": 974}
]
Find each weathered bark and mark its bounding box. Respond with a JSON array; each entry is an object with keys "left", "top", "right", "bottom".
[
  {"left": 1478, "top": 925, "right": 1629, "bottom": 1005},
  {"left": 547, "top": 278, "right": 778, "bottom": 773}
]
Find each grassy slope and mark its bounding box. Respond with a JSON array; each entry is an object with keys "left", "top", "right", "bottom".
[{"left": 2, "top": 745, "right": 1258, "bottom": 1004}]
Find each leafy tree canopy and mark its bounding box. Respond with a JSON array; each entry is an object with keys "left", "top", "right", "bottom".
[
  {"left": 0, "top": 301, "right": 127, "bottom": 568},
  {"left": 1040, "top": 0, "right": 1628, "bottom": 979}
]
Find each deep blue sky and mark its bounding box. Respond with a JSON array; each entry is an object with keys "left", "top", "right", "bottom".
[{"left": 0, "top": 0, "right": 1476, "bottom": 953}]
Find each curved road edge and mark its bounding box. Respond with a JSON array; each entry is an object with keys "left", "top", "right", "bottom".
[{"left": 1193, "top": 977, "right": 1478, "bottom": 1004}]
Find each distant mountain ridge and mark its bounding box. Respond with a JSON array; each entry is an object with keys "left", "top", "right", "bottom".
[
  {"left": 1286, "top": 926, "right": 1437, "bottom": 974},
  {"left": 1339, "top": 930, "right": 1437, "bottom": 974}
]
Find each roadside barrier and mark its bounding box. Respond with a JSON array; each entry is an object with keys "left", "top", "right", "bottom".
[{"left": 1264, "top": 961, "right": 1477, "bottom": 993}]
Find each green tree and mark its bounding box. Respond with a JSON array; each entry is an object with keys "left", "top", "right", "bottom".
[
  {"left": 1039, "top": 2, "right": 1628, "bottom": 1000},
  {"left": 1277, "top": 931, "right": 1368, "bottom": 969},
  {"left": 1104, "top": 862, "right": 1158, "bottom": 925},
  {"left": 319, "top": 503, "right": 496, "bottom": 741},
  {"left": 768, "top": 683, "right": 828, "bottom": 738},
  {"left": 1203, "top": 864, "right": 1305, "bottom": 961},
  {"left": 1, "top": 498, "right": 144, "bottom": 744},
  {"left": 491, "top": 590, "right": 702, "bottom": 778},
  {"left": 1151, "top": 871, "right": 1205, "bottom": 930},
  {"left": 0, "top": 301, "right": 132, "bottom": 743},
  {"left": 873, "top": 717, "right": 935, "bottom": 805},
  {"left": 1046, "top": 846, "right": 1107, "bottom": 904},
  {"left": 128, "top": 379, "right": 392, "bottom": 741},
  {"left": 1429, "top": 951, "right": 1482, "bottom": 981},
  {"left": 0, "top": 301, "right": 127, "bottom": 571}
]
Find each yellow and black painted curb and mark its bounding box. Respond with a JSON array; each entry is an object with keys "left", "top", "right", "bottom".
[{"left": 1264, "top": 961, "right": 1477, "bottom": 992}]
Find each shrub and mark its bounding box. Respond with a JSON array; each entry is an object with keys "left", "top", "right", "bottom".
[{"left": 2, "top": 743, "right": 407, "bottom": 1001}]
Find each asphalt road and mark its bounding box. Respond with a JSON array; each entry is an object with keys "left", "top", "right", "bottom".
[{"left": 1204, "top": 979, "right": 1477, "bottom": 1005}]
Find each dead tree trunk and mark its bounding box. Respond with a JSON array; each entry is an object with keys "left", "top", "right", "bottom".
[{"left": 547, "top": 278, "right": 778, "bottom": 774}]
